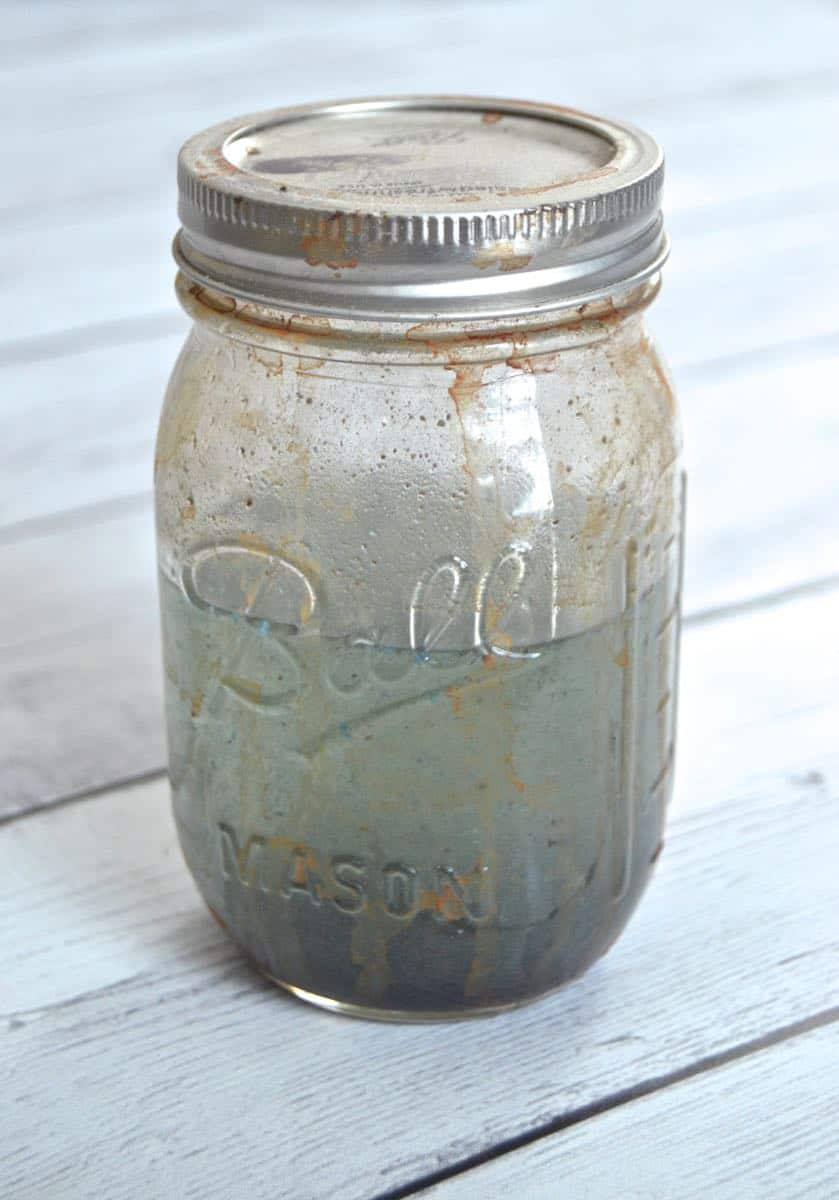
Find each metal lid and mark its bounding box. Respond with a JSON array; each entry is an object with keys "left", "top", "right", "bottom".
[{"left": 175, "top": 96, "right": 667, "bottom": 323}]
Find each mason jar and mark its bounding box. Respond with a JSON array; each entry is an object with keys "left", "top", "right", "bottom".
[{"left": 156, "top": 96, "right": 684, "bottom": 1019}]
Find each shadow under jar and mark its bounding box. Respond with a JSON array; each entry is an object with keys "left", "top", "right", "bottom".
[{"left": 156, "top": 96, "right": 685, "bottom": 1020}]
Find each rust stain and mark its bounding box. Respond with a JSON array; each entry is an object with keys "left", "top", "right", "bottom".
[
  {"left": 300, "top": 238, "right": 360, "bottom": 270},
  {"left": 442, "top": 663, "right": 517, "bottom": 712},
  {"left": 472, "top": 244, "right": 533, "bottom": 273},
  {"left": 192, "top": 148, "right": 239, "bottom": 181},
  {"left": 503, "top": 751, "right": 526, "bottom": 794},
  {"left": 240, "top": 309, "right": 335, "bottom": 339},
  {"left": 613, "top": 647, "right": 630, "bottom": 668},
  {"left": 447, "top": 362, "right": 485, "bottom": 482},
  {"left": 189, "top": 283, "right": 236, "bottom": 313},
  {"left": 462, "top": 851, "right": 498, "bottom": 1000},
  {"left": 482, "top": 599, "right": 504, "bottom": 640},
  {"left": 234, "top": 407, "right": 259, "bottom": 432},
  {"left": 300, "top": 213, "right": 359, "bottom": 270},
  {"left": 445, "top": 685, "right": 464, "bottom": 715},
  {"left": 447, "top": 363, "right": 484, "bottom": 408},
  {"left": 641, "top": 332, "right": 676, "bottom": 415},
  {"left": 559, "top": 296, "right": 623, "bottom": 336},
  {"left": 278, "top": 539, "right": 323, "bottom": 592},
  {"left": 229, "top": 832, "right": 324, "bottom": 895},
  {"left": 483, "top": 625, "right": 514, "bottom": 656},
  {"left": 582, "top": 497, "right": 610, "bottom": 540},
  {"left": 179, "top": 499, "right": 196, "bottom": 521},
  {"left": 495, "top": 164, "right": 618, "bottom": 198},
  {"left": 279, "top": 435, "right": 312, "bottom": 501},
  {"left": 296, "top": 355, "right": 328, "bottom": 375},
  {"left": 350, "top": 922, "right": 393, "bottom": 998},
  {"left": 481, "top": 111, "right": 503, "bottom": 125},
  {"left": 402, "top": 283, "right": 658, "bottom": 365},
  {"left": 419, "top": 882, "right": 466, "bottom": 922},
  {"left": 189, "top": 689, "right": 204, "bottom": 718},
  {"left": 238, "top": 531, "right": 272, "bottom": 554},
  {"left": 290, "top": 854, "right": 310, "bottom": 889},
  {"left": 506, "top": 348, "right": 560, "bottom": 374},
  {"left": 188, "top": 282, "right": 340, "bottom": 346},
  {"left": 264, "top": 833, "right": 317, "bottom": 859},
  {"left": 221, "top": 674, "right": 263, "bottom": 704},
  {"left": 251, "top": 349, "right": 284, "bottom": 377},
  {"left": 455, "top": 192, "right": 482, "bottom": 203},
  {"left": 155, "top": 372, "right": 203, "bottom": 472}
]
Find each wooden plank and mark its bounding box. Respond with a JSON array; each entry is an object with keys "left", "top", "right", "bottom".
[
  {"left": 0, "top": 334, "right": 180, "bottom": 528},
  {"left": 679, "top": 339, "right": 839, "bottom": 614},
  {"left": 415, "top": 1021, "right": 839, "bottom": 1199},
  {"left": 6, "top": 0, "right": 834, "bottom": 127},
  {"left": 2, "top": 0, "right": 352, "bottom": 61},
  {"left": 2, "top": 586, "right": 837, "bottom": 1198},
  {"left": 0, "top": 508, "right": 165, "bottom": 815}
]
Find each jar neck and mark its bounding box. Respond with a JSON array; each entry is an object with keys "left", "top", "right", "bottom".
[{"left": 175, "top": 271, "right": 660, "bottom": 365}]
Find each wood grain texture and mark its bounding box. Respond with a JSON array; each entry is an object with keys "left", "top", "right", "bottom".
[
  {"left": 0, "top": 508, "right": 164, "bottom": 815},
  {"left": 415, "top": 1020, "right": 839, "bottom": 1200},
  {"left": 0, "top": 334, "right": 177, "bottom": 529},
  {"left": 5, "top": 0, "right": 834, "bottom": 136},
  {"left": 3, "top": 3, "right": 839, "bottom": 1193},
  {"left": 4, "top": 0, "right": 837, "bottom": 223},
  {"left": 2, "top": 587, "right": 837, "bottom": 1198}
]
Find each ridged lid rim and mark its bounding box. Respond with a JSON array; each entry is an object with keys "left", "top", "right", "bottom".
[{"left": 175, "top": 95, "right": 667, "bottom": 322}]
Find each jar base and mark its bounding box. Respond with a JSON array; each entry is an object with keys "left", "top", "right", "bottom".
[
  {"left": 208, "top": 900, "right": 586, "bottom": 1022},
  {"left": 209, "top": 900, "right": 562, "bottom": 1021},
  {"left": 262, "top": 971, "right": 542, "bottom": 1023}
]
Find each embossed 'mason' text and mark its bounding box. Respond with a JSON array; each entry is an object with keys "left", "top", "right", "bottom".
[{"left": 218, "top": 824, "right": 494, "bottom": 925}]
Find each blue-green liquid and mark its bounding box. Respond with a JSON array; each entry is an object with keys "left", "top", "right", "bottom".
[{"left": 161, "top": 568, "right": 677, "bottom": 1014}]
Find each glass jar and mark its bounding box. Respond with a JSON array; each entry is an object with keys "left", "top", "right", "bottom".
[{"left": 156, "top": 97, "right": 684, "bottom": 1019}]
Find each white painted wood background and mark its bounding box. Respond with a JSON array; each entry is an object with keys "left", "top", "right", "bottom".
[{"left": 2, "top": 1, "right": 837, "bottom": 1197}]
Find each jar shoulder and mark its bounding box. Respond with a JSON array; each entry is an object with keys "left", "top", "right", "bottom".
[
  {"left": 156, "top": 318, "right": 680, "bottom": 487},
  {"left": 155, "top": 319, "right": 683, "bottom": 647}
]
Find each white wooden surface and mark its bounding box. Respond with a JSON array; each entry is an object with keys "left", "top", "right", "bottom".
[
  {"left": 415, "top": 1022, "right": 839, "bottom": 1199},
  {"left": 3, "top": 2, "right": 839, "bottom": 1197}
]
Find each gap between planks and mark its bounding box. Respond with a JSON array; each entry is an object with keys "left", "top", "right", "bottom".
[{"left": 376, "top": 1005, "right": 839, "bottom": 1200}]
